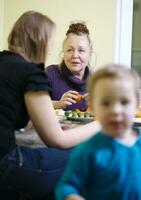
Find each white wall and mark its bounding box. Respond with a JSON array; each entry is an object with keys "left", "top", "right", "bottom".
[
  {"left": 2, "top": 0, "right": 116, "bottom": 68},
  {"left": 114, "top": 0, "right": 133, "bottom": 67}
]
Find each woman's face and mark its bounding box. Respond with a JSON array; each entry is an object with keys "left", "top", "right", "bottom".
[{"left": 63, "top": 34, "right": 91, "bottom": 79}]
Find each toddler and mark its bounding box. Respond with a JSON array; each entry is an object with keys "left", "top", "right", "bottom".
[{"left": 55, "top": 64, "right": 141, "bottom": 200}]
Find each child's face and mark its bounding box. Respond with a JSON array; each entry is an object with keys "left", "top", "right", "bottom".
[{"left": 91, "top": 78, "right": 138, "bottom": 137}]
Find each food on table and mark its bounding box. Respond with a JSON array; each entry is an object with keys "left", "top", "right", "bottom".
[
  {"left": 55, "top": 109, "right": 66, "bottom": 121},
  {"left": 55, "top": 109, "right": 65, "bottom": 116},
  {"left": 75, "top": 94, "right": 84, "bottom": 102},
  {"left": 55, "top": 109, "right": 94, "bottom": 122},
  {"left": 65, "top": 109, "right": 93, "bottom": 120}
]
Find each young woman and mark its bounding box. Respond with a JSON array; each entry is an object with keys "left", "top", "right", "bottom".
[{"left": 0, "top": 11, "right": 100, "bottom": 199}]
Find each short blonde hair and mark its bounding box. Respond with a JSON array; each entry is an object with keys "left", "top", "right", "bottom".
[
  {"left": 87, "top": 63, "right": 141, "bottom": 103},
  {"left": 8, "top": 10, "right": 56, "bottom": 64}
]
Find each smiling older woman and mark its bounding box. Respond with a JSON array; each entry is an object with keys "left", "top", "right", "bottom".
[{"left": 45, "top": 22, "right": 94, "bottom": 111}]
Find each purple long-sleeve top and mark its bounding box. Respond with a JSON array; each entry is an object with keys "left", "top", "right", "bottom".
[{"left": 45, "top": 63, "right": 90, "bottom": 110}]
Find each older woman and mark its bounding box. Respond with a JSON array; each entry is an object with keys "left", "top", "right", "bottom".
[{"left": 45, "top": 22, "right": 93, "bottom": 111}]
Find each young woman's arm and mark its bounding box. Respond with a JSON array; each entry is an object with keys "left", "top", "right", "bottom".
[{"left": 24, "top": 91, "right": 101, "bottom": 148}]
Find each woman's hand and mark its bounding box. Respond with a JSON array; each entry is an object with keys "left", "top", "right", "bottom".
[
  {"left": 58, "top": 91, "right": 89, "bottom": 109},
  {"left": 55, "top": 90, "right": 80, "bottom": 109}
]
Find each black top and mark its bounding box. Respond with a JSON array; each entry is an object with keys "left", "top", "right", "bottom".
[{"left": 0, "top": 51, "right": 51, "bottom": 159}]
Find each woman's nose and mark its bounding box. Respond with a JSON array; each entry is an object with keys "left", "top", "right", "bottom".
[{"left": 72, "top": 50, "right": 79, "bottom": 57}]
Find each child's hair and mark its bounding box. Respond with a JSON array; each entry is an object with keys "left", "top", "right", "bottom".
[{"left": 87, "top": 63, "right": 141, "bottom": 103}]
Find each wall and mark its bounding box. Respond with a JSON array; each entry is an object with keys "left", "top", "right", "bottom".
[
  {"left": 2, "top": 0, "right": 116, "bottom": 68},
  {"left": 0, "top": 0, "right": 4, "bottom": 50},
  {"left": 131, "top": 0, "right": 141, "bottom": 75},
  {"left": 132, "top": 0, "right": 141, "bottom": 48}
]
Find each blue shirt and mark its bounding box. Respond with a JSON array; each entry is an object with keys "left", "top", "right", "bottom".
[{"left": 55, "top": 127, "right": 141, "bottom": 200}]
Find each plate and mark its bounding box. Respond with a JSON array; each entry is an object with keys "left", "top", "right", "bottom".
[{"left": 66, "top": 116, "right": 94, "bottom": 123}]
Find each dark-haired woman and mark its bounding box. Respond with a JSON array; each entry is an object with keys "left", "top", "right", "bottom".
[
  {"left": 45, "top": 22, "right": 93, "bottom": 111},
  {"left": 0, "top": 12, "right": 100, "bottom": 200}
]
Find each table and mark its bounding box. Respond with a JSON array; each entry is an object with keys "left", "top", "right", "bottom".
[
  {"left": 15, "top": 119, "right": 83, "bottom": 147},
  {"left": 15, "top": 118, "right": 141, "bottom": 147}
]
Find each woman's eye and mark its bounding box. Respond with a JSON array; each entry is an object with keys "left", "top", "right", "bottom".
[
  {"left": 79, "top": 49, "right": 85, "bottom": 52},
  {"left": 66, "top": 49, "right": 73, "bottom": 52}
]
